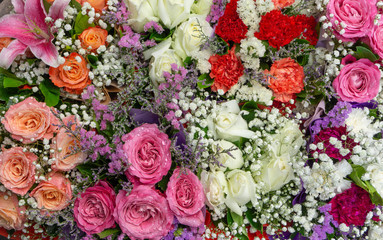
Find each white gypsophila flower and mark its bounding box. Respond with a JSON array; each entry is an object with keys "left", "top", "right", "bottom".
[
  {"left": 367, "top": 164, "right": 383, "bottom": 199},
  {"left": 368, "top": 225, "right": 383, "bottom": 240},
  {"left": 301, "top": 160, "right": 352, "bottom": 200},
  {"left": 345, "top": 108, "right": 380, "bottom": 138},
  {"left": 239, "top": 37, "right": 265, "bottom": 70},
  {"left": 190, "top": 48, "right": 212, "bottom": 73}
]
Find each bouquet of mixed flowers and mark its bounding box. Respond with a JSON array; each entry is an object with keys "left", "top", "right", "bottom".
[{"left": 0, "top": 0, "right": 382, "bottom": 239}]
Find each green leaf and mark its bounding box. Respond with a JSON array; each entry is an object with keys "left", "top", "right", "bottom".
[
  {"left": 74, "top": 13, "right": 95, "bottom": 34},
  {"left": 3, "top": 77, "right": 26, "bottom": 88},
  {"left": 87, "top": 54, "right": 98, "bottom": 69},
  {"left": 349, "top": 164, "right": 369, "bottom": 191},
  {"left": 26, "top": 59, "right": 38, "bottom": 65},
  {"left": 297, "top": 54, "right": 309, "bottom": 66},
  {"left": 354, "top": 46, "right": 379, "bottom": 62},
  {"left": 157, "top": 174, "right": 170, "bottom": 192},
  {"left": 371, "top": 191, "right": 383, "bottom": 205},
  {"left": 97, "top": 228, "right": 120, "bottom": 239},
  {"left": 183, "top": 56, "right": 193, "bottom": 66},
  {"left": 0, "top": 75, "right": 19, "bottom": 102},
  {"left": 149, "top": 28, "right": 174, "bottom": 42},
  {"left": 45, "top": 224, "right": 59, "bottom": 237},
  {"left": 245, "top": 210, "right": 262, "bottom": 232},
  {"left": 43, "top": 0, "right": 51, "bottom": 14},
  {"left": 241, "top": 101, "right": 259, "bottom": 111},
  {"left": 39, "top": 79, "right": 60, "bottom": 107},
  {"left": 235, "top": 233, "right": 249, "bottom": 240},
  {"left": 227, "top": 209, "right": 234, "bottom": 226},
  {"left": 70, "top": 0, "right": 82, "bottom": 11},
  {"left": 231, "top": 211, "right": 244, "bottom": 226},
  {"left": 197, "top": 73, "right": 214, "bottom": 89}
]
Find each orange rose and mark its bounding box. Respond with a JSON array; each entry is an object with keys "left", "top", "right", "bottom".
[
  {"left": 0, "top": 147, "right": 36, "bottom": 195},
  {"left": 30, "top": 172, "right": 72, "bottom": 211},
  {"left": 272, "top": 0, "right": 295, "bottom": 9},
  {"left": 51, "top": 115, "right": 87, "bottom": 171},
  {"left": 0, "top": 38, "right": 12, "bottom": 53},
  {"left": 0, "top": 192, "right": 26, "bottom": 230},
  {"left": 76, "top": 0, "right": 107, "bottom": 11},
  {"left": 49, "top": 53, "right": 90, "bottom": 94},
  {"left": 265, "top": 57, "right": 304, "bottom": 102},
  {"left": 78, "top": 27, "right": 108, "bottom": 52}
]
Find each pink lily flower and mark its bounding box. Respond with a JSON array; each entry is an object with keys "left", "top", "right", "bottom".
[{"left": 0, "top": 0, "right": 70, "bottom": 68}]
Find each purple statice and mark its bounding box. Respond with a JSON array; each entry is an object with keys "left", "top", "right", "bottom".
[
  {"left": 175, "top": 225, "right": 205, "bottom": 240},
  {"left": 144, "top": 20, "right": 164, "bottom": 33},
  {"left": 310, "top": 204, "right": 339, "bottom": 240},
  {"left": 206, "top": 0, "right": 227, "bottom": 25},
  {"left": 101, "top": 0, "right": 129, "bottom": 25},
  {"left": 79, "top": 128, "right": 111, "bottom": 161},
  {"left": 119, "top": 25, "right": 143, "bottom": 50},
  {"left": 108, "top": 136, "right": 126, "bottom": 174},
  {"left": 157, "top": 64, "right": 188, "bottom": 129},
  {"left": 163, "top": 218, "right": 179, "bottom": 240},
  {"left": 310, "top": 101, "right": 352, "bottom": 137}
]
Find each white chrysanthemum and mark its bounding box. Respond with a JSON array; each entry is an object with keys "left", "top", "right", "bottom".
[
  {"left": 345, "top": 108, "right": 379, "bottom": 137},
  {"left": 239, "top": 37, "right": 265, "bottom": 70}
]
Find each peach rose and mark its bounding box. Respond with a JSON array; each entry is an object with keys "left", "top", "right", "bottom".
[
  {"left": 1, "top": 97, "right": 59, "bottom": 144},
  {"left": 76, "top": 0, "right": 107, "bottom": 11},
  {"left": 0, "top": 192, "right": 26, "bottom": 230},
  {"left": 272, "top": 0, "right": 295, "bottom": 9},
  {"left": 0, "top": 37, "right": 12, "bottom": 53},
  {"left": 52, "top": 115, "right": 87, "bottom": 171},
  {"left": 265, "top": 57, "right": 304, "bottom": 102},
  {"left": 0, "top": 147, "right": 36, "bottom": 195},
  {"left": 49, "top": 53, "right": 91, "bottom": 94},
  {"left": 79, "top": 27, "right": 108, "bottom": 52},
  {"left": 30, "top": 172, "right": 72, "bottom": 211}
]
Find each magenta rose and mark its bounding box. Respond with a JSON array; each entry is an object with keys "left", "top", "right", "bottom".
[
  {"left": 367, "top": 18, "right": 383, "bottom": 58},
  {"left": 74, "top": 181, "right": 116, "bottom": 235},
  {"left": 166, "top": 168, "right": 205, "bottom": 227},
  {"left": 326, "top": 0, "right": 377, "bottom": 42},
  {"left": 122, "top": 124, "right": 171, "bottom": 185},
  {"left": 114, "top": 185, "right": 174, "bottom": 240},
  {"left": 1, "top": 97, "right": 59, "bottom": 144},
  {"left": 333, "top": 57, "right": 380, "bottom": 102},
  {"left": 330, "top": 184, "right": 374, "bottom": 226}
]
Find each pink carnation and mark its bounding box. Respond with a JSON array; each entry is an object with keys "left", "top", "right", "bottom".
[
  {"left": 114, "top": 185, "right": 174, "bottom": 240},
  {"left": 122, "top": 124, "right": 171, "bottom": 185},
  {"left": 166, "top": 168, "right": 205, "bottom": 227},
  {"left": 330, "top": 184, "right": 374, "bottom": 226},
  {"left": 333, "top": 57, "right": 380, "bottom": 102},
  {"left": 74, "top": 181, "right": 116, "bottom": 235}
]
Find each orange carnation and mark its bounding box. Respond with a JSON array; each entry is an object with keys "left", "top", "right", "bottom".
[
  {"left": 265, "top": 57, "right": 304, "bottom": 102},
  {"left": 49, "top": 53, "right": 90, "bottom": 94},
  {"left": 76, "top": 0, "right": 107, "bottom": 11},
  {"left": 79, "top": 26, "right": 108, "bottom": 52},
  {"left": 0, "top": 37, "right": 12, "bottom": 52},
  {"left": 272, "top": 0, "right": 295, "bottom": 9}
]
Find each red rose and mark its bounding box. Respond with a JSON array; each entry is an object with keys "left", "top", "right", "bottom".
[
  {"left": 214, "top": 0, "right": 247, "bottom": 43},
  {"left": 208, "top": 47, "right": 244, "bottom": 93}
]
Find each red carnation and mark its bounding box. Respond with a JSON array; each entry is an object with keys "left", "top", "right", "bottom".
[
  {"left": 254, "top": 10, "right": 318, "bottom": 49},
  {"left": 215, "top": 0, "right": 248, "bottom": 43},
  {"left": 330, "top": 184, "right": 374, "bottom": 226},
  {"left": 208, "top": 47, "right": 244, "bottom": 93}
]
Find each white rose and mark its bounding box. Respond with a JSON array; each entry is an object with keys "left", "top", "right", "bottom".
[
  {"left": 145, "top": 39, "right": 183, "bottom": 86},
  {"left": 213, "top": 140, "right": 243, "bottom": 171},
  {"left": 191, "top": 0, "right": 213, "bottom": 16},
  {"left": 369, "top": 164, "right": 383, "bottom": 198},
  {"left": 201, "top": 170, "right": 227, "bottom": 214},
  {"left": 274, "top": 121, "right": 304, "bottom": 156},
  {"left": 172, "top": 15, "right": 213, "bottom": 60},
  {"left": 158, "top": 0, "right": 194, "bottom": 29},
  {"left": 225, "top": 169, "right": 257, "bottom": 215},
  {"left": 125, "top": 0, "right": 159, "bottom": 32},
  {"left": 207, "top": 100, "right": 255, "bottom": 142},
  {"left": 257, "top": 152, "right": 294, "bottom": 192}
]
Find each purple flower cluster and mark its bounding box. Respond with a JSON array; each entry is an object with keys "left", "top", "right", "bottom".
[
  {"left": 310, "top": 101, "right": 352, "bottom": 137},
  {"left": 79, "top": 128, "right": 111, "bottom": 161},
  {"left": 144, "top": 20, "right": 164, "bottom": 33},
  {"left": 108, "top": 136, "right": 126, "bottom": 174},
  {"left": 163, "top": 218, "right": 205, "bottom": 240},
  {"left": 310, "top": 204, "right": 338, "bottom": 240},
  {"left": 206, "top": 0, "right": 226, "bottom": 24}
]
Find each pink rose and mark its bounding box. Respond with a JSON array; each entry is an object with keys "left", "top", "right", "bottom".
[
  {"left": 74, "top": 181, "right": 116, "bottom": 234},
  {"left": 30, "top": 172, "right": 72, "bottom": 211},
  {"left": 367, "top": 18, "right": 383, "bottom": 58},
  {"left": 114, "top": 186, "right": 174, "bottom": 240},
  {"left": 0, "top": 191, "right": 26, "bottom": 230},
  {"left": 0, "top": 147, "right": 36, "bottom": 195},
  {"left": 1, "top": 97, "right": 59, "bottom": 144},
  {"left": 166, "top": 168, "right": 205, "bottom": 227},
  {"left": 333, "top": 57, "right": 380, "bottom": 102},
  {"left": 52, "top": 115, "right": 87, "bottom": 171},
  {"left": 122, "top": 124, "right": 171, "bottom": 185},
  {"left": 326, "top": 0, "right": 377, "bottom": 42}
]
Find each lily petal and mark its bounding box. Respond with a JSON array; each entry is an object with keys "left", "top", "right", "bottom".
[
  {"left": 0, "top": 40, "right": 28, "bottom": 69},
  {"left": 49, "top": 0, "right": 71, "bottom": 21},
  {"left": 24, "top": 0, "right": 49, "bottom": 36},
  {"left": 11, "top": 0, "right": 25, "bottom": 14},
  {"left": 0, "top": 14, "right": 44, "bottom": 46},
  {"left": 29, "top": 41, "right": 59, "bottom": 67}
]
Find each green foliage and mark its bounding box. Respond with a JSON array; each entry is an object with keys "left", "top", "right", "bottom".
[
  {"left": 87, "top": 54, "right": 99, "bottom": 69},
  {"left": 149, "top": 28, "right": 174, "bottom": 42},
  {"left": 74, "top": 13, "right": 95, "bottom": 34},
  {"left": 245, "top": 210, "right": 263, "bottom": 232},
  {"left": 97, "top": 228, "right": 120, "bottom": 239},
  {"left": 39, "top": 79, "right": 60, "bottom": 107},
  {"left": 197, "top": 73, "right": 214, "bottom": 89},
  {"left": 3, "top": 77, "right": 26, "bottom": 88},
  {"left": 354, "top": 46, "right": 379, "bottom": 62},
  {"left": 70, "top": 0, "right": 82, "bottom": 10}
]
